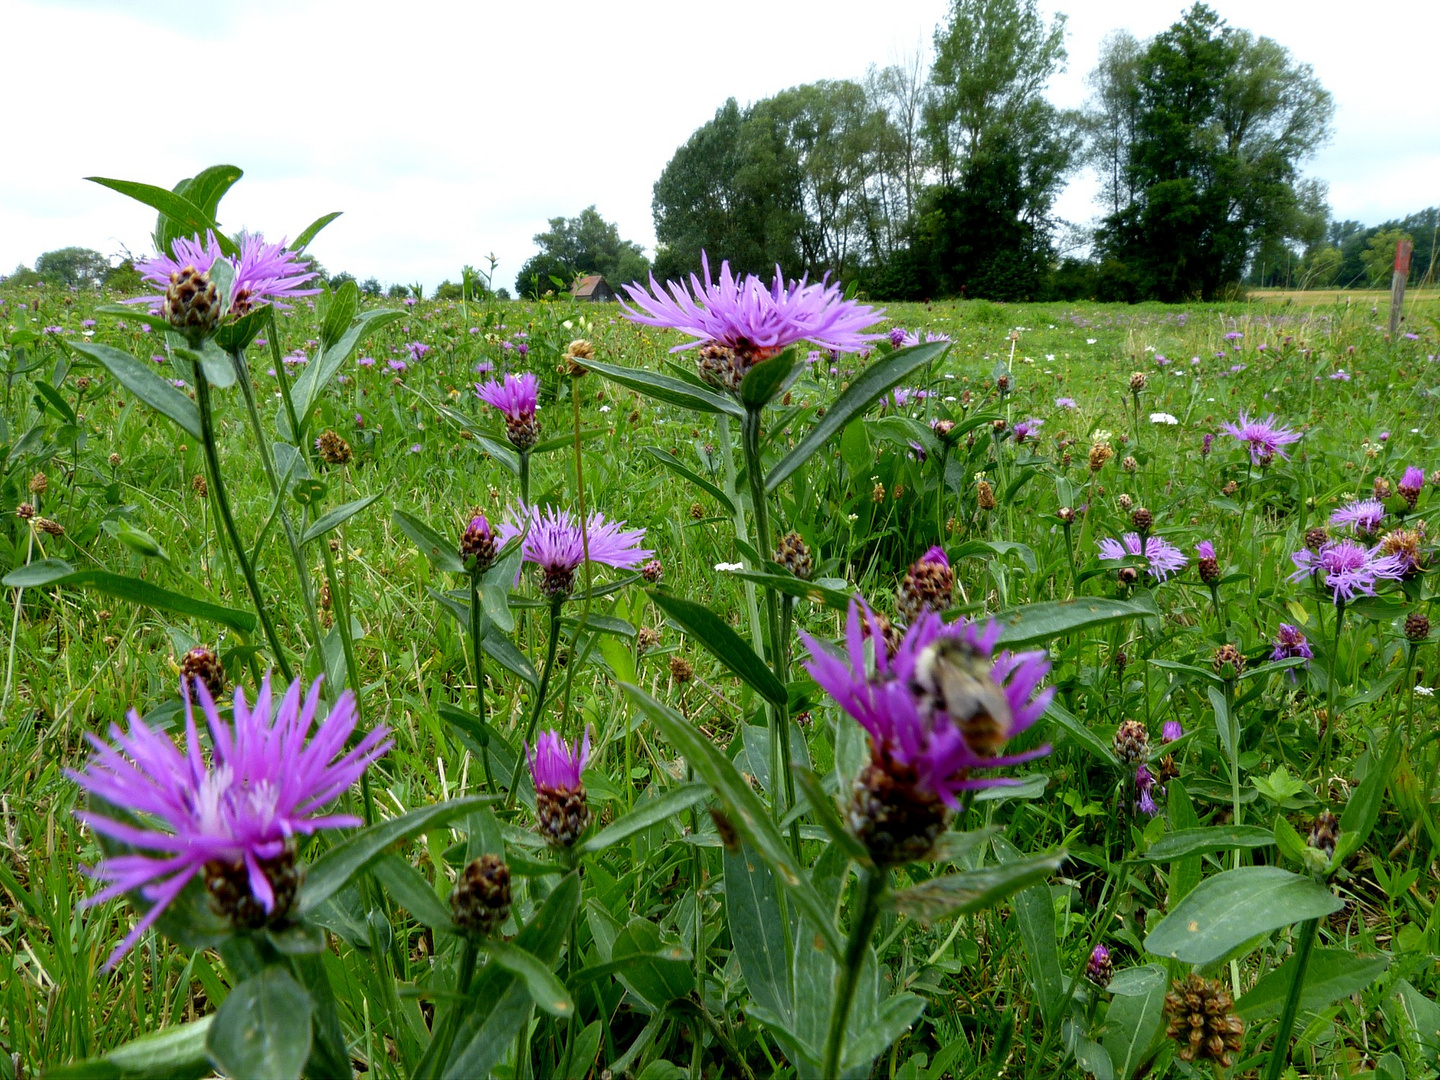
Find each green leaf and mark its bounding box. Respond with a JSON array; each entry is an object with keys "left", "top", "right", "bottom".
[
  {"left": 581, "top": 782, "right": 709, "bottom": 853},
  {"left": 483, "top": 940, "right": 575, "bottom": 1017},
  {"left": 729, "top": 570, "right": 856, "bottom": 613},
  {"left": 290, "top": 308, "right": 405, "bottom": 432},
  {"left": 766, "top": 340, "right": 949, "bottom": 492},
  {"left": 291, "top": 211, "right": 342, "bottom": 254},
  {"left": 994, "top": 594, "right": 1159, "bottom": 648},
  {"left": 205, "top": 968, "right": 313, "bottom": 1080},
  {"left": 320, "top": 281, "right": 360, "bottom": 352},
  {"left": 394, "top": 509, "right": 464, "bottom": 574},
  {"left": 1335, "top": 729, "right": 1402, "bottom": 863},
  {"left": 612, "top": 917, "right": 694, "bottom": 1008},
  {"left": 739, "top": 348, "right": 799, "bottom": 408},
  {"left": 1, "top": 565, "right": 255, "bottom": 633},
  {"left": 1144, "top": 866, "right": 1343, "bottom": 965},
  {"left": 1236, "top": 949, "right": 1389, "bottom": 1020},
  {"left": 724, "top": 841, "right": 793, "bottom": 1023},
  {"left": 68, "top": 341, "right": 202, "bottom": 440},
  {"left": 841, "top": 992, "right": 927, "bottom": 1073},
  {"left": 620, "top": 682, "right": 844, "bottom": 957},
  {"left": 371, "top": 854, "right": 455, "bottom": 933},
  {"left": 994, "top": 836, "right": 1065, "bottom": 1014},
  {"left": 641, "top": 446, "right": 735, "bottom": 514},
  {"left": 648, "top": 590, "right": 786, "bottom": 706},
  {"left": 889, "top": 851, "right": 1065, "bottom": 923},
  {"left": 444, "top": 873, "right": 580, "bottom": 1079},
  {"left": 791, "top": 766, "right": 868, "bottom": 862},
  {"left": 1101, "top": 963, "right": 1167, "bottom": 1080},
  {"left": 1139, "top": 826, "right": 1276, "bottom": 862},
  {"left": 584, "top": 358, "right": 743, "bottom": 417},
  {"left": 300, "top": 795, "right": 493, "bottom": 914},
  {"left": 170, "top": 165, "right": 243, "bottom": 236},
  {"left": 301, "top": 493, "right": 381, "bottom": 545},
  {"left": 88, "top": 175, "right": 234, "bottom": 257},
  {"left": 43, "top": 1016, "right": 214, "bottom": 1080},
  {"left": 1043, "top": 700, "right": 1116, "bottom": 765}
]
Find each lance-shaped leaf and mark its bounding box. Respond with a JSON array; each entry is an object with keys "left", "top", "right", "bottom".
[
  {"left": 205, "top": 968, "right": 313, "bottom": 1080},
  {"left": 766, "top": 339, "right": 949, "bottom": 492},
  {"left": 620, "top": 682, "right": 844, "bottom": 957},
  {"left": 2, "top": 561, "right": 255, "bottom": 633},
  {"left": 585, "top": 358, "right": 743, "bottom": 417},
  {"left": 68, "top": 340, "right": 202, "bottom": 439},
  {"left": 1138, "top": 825, "right": 1275, "bottom": 862},
  {"left": 582, "top": 781, "right": 710, "bottom": 853},
  {"left": 483, "top": 940, "right": 575, "bottom": 1017},
  {"left": 887, "top": 851, "right": 1065, "bottom": 922},
  {"left": 994, "top": 594, "right": 1159, "bottom": 648},
  {"left": 648, "top": 590, "right": 786, "bottom": 706}
]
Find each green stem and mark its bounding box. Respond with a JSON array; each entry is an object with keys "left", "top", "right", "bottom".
[
  {"left": 1261, "top": 917, "right": 1320, "bottom": 1080},
  {"left": 519, "top": 449, "right": 531, "bottom": 508},
  {"left": 193, "top": 362, "right": 293, "bottom": 681},
  {"left": 507, "top": 596, "right": 565, "bottom": 808},
  {"left": 469, "top": 570, "right": 496, "bottom": 794},
  {"left": 1321, "top": 601, "right": 1345, "bottom": 786},
  {"left": 821, "top": 868, "right": 887, "bottom": 1080}
]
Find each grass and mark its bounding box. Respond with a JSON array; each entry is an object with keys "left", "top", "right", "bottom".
[{"left": 2, "top": 280, "right": 1439, "bottom": 1078}]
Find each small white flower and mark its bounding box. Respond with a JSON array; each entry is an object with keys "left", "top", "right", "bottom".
[
  {"left": 846, "top": 514, "right": 858, "bottom": 524},
  {"left": 714, "top": 561, "right": 744, "bottom": 572},
  {"left": 943, "top": 395, "right": 957, "bottom": 402},
  {"left": 1091, "top": 428, "right": 1113, "bottom": 443},
  {"left": 1045, "top": 354, "right": 1056, "bottom": 361},
  {"left": 599, "top": 405, "right": 611, "bottom": 413},
  {"left": 1149, "top": 412, "right": 1179, "bottom": 425},
  {"left": 1086, "top": 338, "right": 1097, "bottom": 345},
  {"left": 1417, "top": 686, "right": 1434, "bottom": 697}
]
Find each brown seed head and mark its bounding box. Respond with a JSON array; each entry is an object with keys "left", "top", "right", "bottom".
[
  {"left": 1212, "top": 643, "right": 1245, "bottom": 679},
  {"left": 1089, "top": 443, "right": 1114, "bottom": 472},
  {"left": 180, "top": 645, "right": 226, "bottom": 700},
  {"left": 1114, "top": 719, "right": 1149, "bottom": 764},
  {"left": 977, "top": 479, "right": 996, "bottom": 511},
  {"left": 775, "top": 531, "right": 814, "bottom": 580},
  {"left": 317, "top": 429, "right": 353, "bottom": 466},
  {"left": 450, "top": 854, "right": 511, "bottom": 935},
  {"left": 563, "top": 338, "right": 594, "bottom": 376},
  {"left": 669, "top": 656, "right": 694, "bottom": 684},
  {"left": 36, "top": 517, "right": 65, "bottom": 536},
  {"left": 192, "top": 474, "right": 208, "bottom": 498},
  {"left": 1163, "top": 974, "right": 1243, "bottom": 1068}
]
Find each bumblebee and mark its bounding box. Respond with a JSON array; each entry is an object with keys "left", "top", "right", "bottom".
[{"left": 910, "top": 636, "right": 1012, "bottom": 758}]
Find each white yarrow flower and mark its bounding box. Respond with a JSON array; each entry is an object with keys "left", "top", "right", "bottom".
[
  {"left": 1150, "top": 412, "right": 1179, "bottom": 425},
  {"left": 714, "top": 561, "right": 744, "bottom": 572}
]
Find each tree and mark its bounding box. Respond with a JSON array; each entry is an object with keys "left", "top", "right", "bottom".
[
  {"left": 1091, "top": 4, "right": 1333, "bottom": 301},
  {"left": 35, "top": 247, "right": 109, "bottom": 288},
  {"left": 1083, "top": 32, "right": 1144, "bottom": 219},
  {"left": 359, "top": 278, "right": 383, "bottom": 298},
  {"left": 651, "top": 98, "right": 806, "bottom": 282},
  {"left": 514, "top": 207, "right": 649, "bottom": 298}
]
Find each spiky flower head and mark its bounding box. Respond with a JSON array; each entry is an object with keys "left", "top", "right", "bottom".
[
  {"left": 475, "top": 373, "right": 540, "bottom": 450},
  {"left": 1220, "top": 410, "right": 1302, "bottom": 464},
  {"left": 69, "top": 675, "right": 391, "bottom": 967},
  {"left": 1136, "top": 763, "right": 1160, "bottom": 816},
  {"left": 1195, "top": 540, "right": 1221, "bottom": 583},
  {"left": 526, "top": 728, "right": 593, "bottom": 848},
  {"left": 134, "top": 232, "right": 319, "bottom": 332},
  {"left": 1379, "top": 524, "right": 1427, "bottom": 576},
  {"left": 1131, "top": 506, "right": 1153, "bottom": 532},
  {"left": 775, "top": 531, "right": 814, "bottom": 580},
  {"left": 1289, "top": 539, "right": 1406, "bottom": 604},
  {"left": 1330, "top": 498, "right": 1385, "bottom": 536},
  {"left": 1086, "top": 944, "right": 1113, "bottom": 988},
  {"left": 1212, "top": 643, "right": 1245, "bottom": 679},
  {"left": 179, "top": 646, "right": 225, "bottom": 701},
  {"left": 1304, "top": 526, "right": 1329, "bottom": 552},
  {"left": 1405, "top": 611, "right": 1431, "bottom": 643},
  {"left": 498, "top": 504, "right": 652, "bottom": 598},
  {"left": 1114, "top": 719, "right": 1149, "bottom": 764},
  {"left": 459, "top": 514, "right": 499, "bottom": 573},
  {"left": 450, "top": 854, "right": 511, "bottom": 936},
  {"left": 1270, "top": 624, "right": 1313, "bottom": 673},
  {"left": 1164, "top": 974, "right": 1244, "bottom": 1068},
  {"left": 801, "top": 602, "right": 1052, "bottom": 865},
  {"left": 620, "top": 252, "right": 884, "bottom": 391},
  {"left": 1128, "top": 371, "right": 1147, "bottom": 393},
  {"left": 640, "top": 558, "right": 664, "bottom": 584},
  {"left": 315, "top": 429, "right": 352, "bottom": 466},
  {"left": 1012, "top": 418, "right": 1042, "bottom": 445},
  {"left": 1097, "top": 533, "right": 1189, "bottom": 582},
  {"left": 1399, "top": 465, "right": 1426, "bottom": 509},
  {"left": 1162, "top": 720, "right": 1184, "bottom": 743},
  {"left": 897, "top": 546, "right": 954, "bottom": 624}
]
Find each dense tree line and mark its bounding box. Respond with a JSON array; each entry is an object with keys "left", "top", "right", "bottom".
[{"left": 647, "top": 1, "right": 1360, "bottom": 303}]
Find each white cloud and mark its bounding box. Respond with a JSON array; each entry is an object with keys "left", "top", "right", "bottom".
[{"left": 3, "top": 0, "right": 1433, "bottom": 291}]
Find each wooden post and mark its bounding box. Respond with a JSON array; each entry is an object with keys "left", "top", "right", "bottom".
[{"left": 1389, "top": 239, "right": 1413, "bottom": 337}]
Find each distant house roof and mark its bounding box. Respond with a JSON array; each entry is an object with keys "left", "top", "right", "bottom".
[{"left": 571, "top": 274, "right": 611, "bottom": 298}]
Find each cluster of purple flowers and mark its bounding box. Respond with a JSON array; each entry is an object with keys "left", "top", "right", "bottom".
[{"left": 133, "top": 231, "right": 319, "bottom": 318}]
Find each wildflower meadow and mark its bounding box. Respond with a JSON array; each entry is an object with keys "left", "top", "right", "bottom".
[{"left": 4, "top": 166, "right": 1440, "bottom": 1080}]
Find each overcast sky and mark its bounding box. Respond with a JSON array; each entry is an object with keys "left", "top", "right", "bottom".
[{"left": 3, "top": 0, "right": 1435, "bottom": 291}]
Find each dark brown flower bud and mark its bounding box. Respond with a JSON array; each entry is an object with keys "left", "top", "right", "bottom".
[
  {"left": 850, "top": 753, "right": 948, "bottom": 867},
  {"left": 1128, "top": 371, "right": 1147, "bottom": 393},
  {"left": 1405, "top": 612, "right": 1430, "bottom": 642},
  {"left": 1374, "top": 476, "right": 1393, "bottom": 500},
  {"left": 29, "top": 472, "right": 48, "bottom": 495},
  {"left": 1118, "top": 493, "right": 1133, "bottom": 512},
  {"left": 450, "top": 854, "right": 511, "bottom": 935},
  {"left": 1307, "top": 810, "right": 1339, "bottom": 860},
  {"left": 1305, "top": 526, "right": 1328, "bottom": 552},
  {"left": 640, "top": 559, "right": 663, "bottom": 584},
  {"left": 536, "top": 783, "right": 591, "bottom": 848},
  {"left": 1222, "top": 480, "right": 1238, "bottom": 497},
  {"left": 1057, "top": 506, "right": 1076, "bottom": 525},
  {"left": 180, "top": 645, "right": 226, "bottom": 700},
  {"left": 1164, "top": 974, "right": 1243, "bottom": 1068},
  {"left": 316, "top": 429, "right": 352, "bottom": 466},
  {"left": 1113, "top": 719, "right": 1149, "bottom": 764},
  {"left": 459, "top": 516, "right": 498, "bottom": 573},
  {"left": 1212, "top": 643, "right": 1245, "bottom": 679},
  {"left": 995, "top": 374, "right": 1011, "bottom": 393},
  {"left": 192, "top": 474, "right": 208, "bottom": 498},
  {"left": 108, "top": 452, "right": 121, "bottom": 468},
  {"left": 1121, "top": 455, "right": 1138, "bottom": 474},
  {"left": 1131, "top": 507, "right": 1152, "bottom": 532},
  {"left": 669, "top": 656, "right": 694, "bottom": 684},
  {"left": 206, "top": 845, "right": 299, "bottom": 929},
  {"left": 76, "top": 376, "right": 92, "bottom": 392},
  {"left": 1198, "top": 553, "right": 1220, "bottom": 584},
  {"left": 689, "top": 501, "right": 705, "bottom": 520},
  {"left": 637, "top": 626, "right": 661, "bottom": 653},
  {"left": 163, "top": 265, "right": 221, "bottom": 338},
  {"left": 775, "top": 531, "right": 813, "bottom": 580},
  {"left": 16, "top": 503, "right": 35, "bottom": 520},
  {"left": 977, "top": 479, "right": 996, "bottom": 511},
  {"left": 897, "top": 549, "right": 954, "bottom": 624}
]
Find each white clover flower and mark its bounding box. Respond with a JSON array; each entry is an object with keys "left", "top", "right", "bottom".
[
  {"left": 1150, "top": 412, "right": 1179, "bottom": 425},
  {"left": 1091, "top": 428, "right": 1113, "bottom": 443},
  {"left": 599, "top": 405, "right": 611, "bottom": 413},
  {"left": 714, "top": 561, "right": 744, "bottom": 572}
]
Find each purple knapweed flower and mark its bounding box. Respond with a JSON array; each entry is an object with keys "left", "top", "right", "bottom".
[
  {"left": 620, "top": 251, "right": 884, "bottom": 357},
  {"left": 387, "top": 359, "right": 407, "bottom": 373},
  {"left": 1289, "top": 540, "right": 1406, "bottom": 604},
  {"left": 1220, "top": 410, "right": 1302, "bottom": 464},
  {"left": 81, "top": 319, "right": 96, "bottom": 328},
  {"left": 1196, "top": 540, "right": 1216, "bottom": 561},
  {"left": 476, "top": 372, "right": 540, "bottom": 450},
  {"left": 1330, "top": 499, "right": 1385, "bottom": 535},
  {"left": 1202, "top": 432, "right": 1214, "bottom": 456},
  {"left": 1055, "top": 397, "right": 1077, "bottom": 409},
  {"left": 888, "top": 326, "right": 907, "bottom": 348},
  {"left": 407, "top": 342, "right": 431, "bottom": 362},
  {"left": 899, "top": 330, "right": 951, "bottom": 348},
  {"left": 1135, "top": 764, "right": 1159, "bottom": 816},
  {"left": 1012, "top": 418, "right": 1043, "bottom": 444},
  {"left": 800, "top": 602, "right": 1052, "bottom": 813},
  {"left": 1097, "top": 533, "right": 1188, "bottom": 581},
  {"left": 1270, "top": 624, "right": 1313, "bottom": 674},
  {"left": 526, "top": 727, "right": 591, "bottom": 793},
  {"left": 1162, "top": 720, "right": 1184, "bottom": 743},
  {"left": 498, "top": 504, "right": 652, "bottom": 597},
  {"left": 132, "top": 232, "right": 318, "bottom": 318},
  {"left": 358, "top": 356, "right": 375, "bottom": 368},
  {"left": 1329, "top": 370, "right": 1351, "bottom": 382},
  {"left": 1400, "top": 466, "right": 1426, "bottom": 498},
  {"left": 69, "top": 675, "right": 391, "bottom": 968}
]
